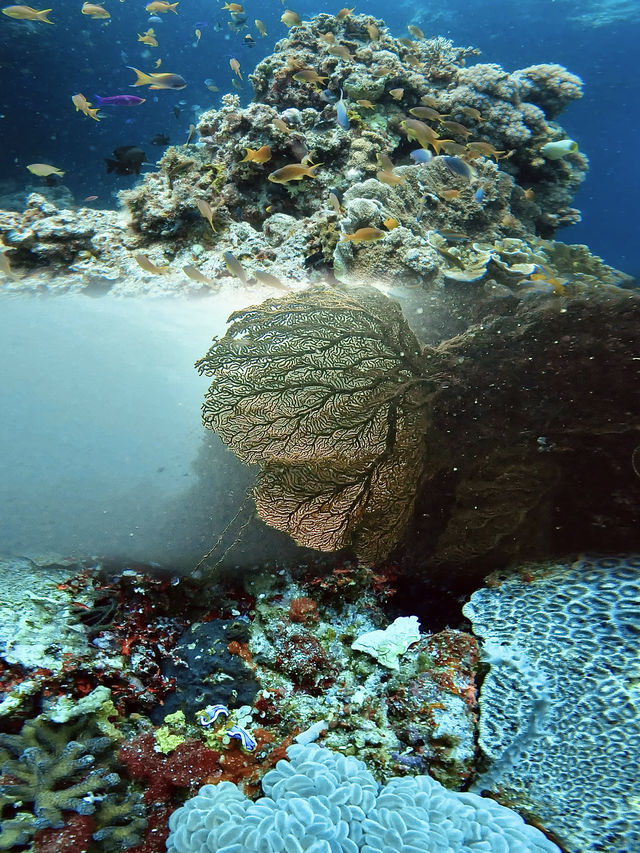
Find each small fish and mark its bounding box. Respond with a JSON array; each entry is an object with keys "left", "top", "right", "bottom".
[
  {"left": 292, "top": 69, "right": 328, "bottom": 86},
  {"left": 404, "top": 54, "right": 422, "bottom": 68},
  {"left": 225, "top": 724, "right": 256, "bottom": 752},
  {"left": 0, "top": 249, "right": 21, "bottom": 281},
  {"left": 458, "top": 106, "right": 482, "bottom": 121},
  {"left": 267, "top": 162, "right": 322, "bottom": 183},
  {"left": 241, "top": 145, "right": 271, "bottom": 164},
  {"left": 335, "top": 89, "right": 349, "bottom": 130},
  {"left": 319, "top": 31, "right": 335, "bottom": 42},
  {"left": 438, "top": 188, "right": 461, "bottom": 200},
  {"left": 185, "top": 123, "right": 196, "bottom": 144},
  {"left": 438, "top": 141, "right": 466, "bottom": 156},
  {"left": 336, "top": 6, "right": 353, "bottom": 18},
  {"left": 84, "top": 194, "right": 99, "bottom": 201},
  {"left": 151, "top": 132, "right": 170, "bottom": 145},
  {"left": 341, "top": 227, "right": 385, "bottom": 243},
  {"left": 474, "top": 186, "right": 485, "bottom": 202},
  {"left": 280, "top": 9, "right": 300, "bottom": 27},
  {"left": 204, "top": 78, "right": 219, "bottom": 91},
  {"left": 81, "top": 2, "right": 110, "bottom": 18},
  {"left": 145, "top": 0, "right": 178, "bottom": 13},
  {"left": 198, "top": 704, "right": 229, "bottom": 726},
  {"left": 327, "top": 44, "right": 352, "bottom": 60},
  {"left": 232, "top": 79, "right": 243, "bottom": 92},
  {"left": 255, "top": 18, "right": 267, "bottom": 36},
  {"left": 440, "top": 119, "right": 472, "bottom": 140},
  {"left": 388, "top": 87, "right": 404, "bottom": 100},
  {"left": 243, "top": 34, "right": 255, "bottom": 46},
  {"left": 229, "top": 58, "right": 242, "bottom": 79},
  {"left": 365, "top": 23, "right": 379, "bottom": 40},
  {"left": 254, "top": 270, "right": 289, "bottom": 290},
  {"left": 183, "top": 265, "right": 218, "bottom": 287},
  {"left": 466, "top": 141, "right": 507, "bottom": 160},
  {"left": 93, "top": 93, "right": 146, "bottom": 106},
  {"left": 409, "top": 106, "right": 443, "bottom": 122},
  {"left": 437, "top": 247, "right": 465, "bottom": 270},
  {"left": 135, "top": 252, "right": 169, "bottom": 273},
  {"left": 328, "top": 191, "right": 342, "bottom": 213},
  {"left": 105, "top": 145, "right": 146, "bottom": 175},
  {"left": 401, "top": 118, "right": 439, "bottom": 150},
  {"left": 383, "top": 217, "right": 400, "bottom": 230},
  {"left": 377, "top": 169, "right": 405, "bottom": 186},
  {"left": 272, "top": 118, "right": 290, "bottom": 134},
  {"left": 71, "top": 93, "right": 101, "bottom": 121},
  {"left": 356, "top": 99, "right": 375, "bottom": 109},
  {"left": 540, "top": 139, "right": 579, "bottom": 160},
  {"left": 438, "top": 229, "right": 469, "bottom": 242},
  {"left": 420, "top": 94, "right": 439, "bottom": 107},
  {"left": 522, "top": 187, "right": 535, "bottom": 201},
  {"left": 372, "top": 65, "right": 393, "bottom": 77},
  {"left": 222, "top": 1, "right": 243, "bottom": 10},
  {"left": 441, "top": 155, "right": 475, "bottom": 179},
  {"left": 2, "top": 5, "right": 53, "bottom": 22},
  {"left": 154, "top": 58, "right": 162, "bottom": 68},
  {"left": 27, "top": 162, "right": 64, "bottom": 177},
  {"left": 197, "top": 199, "right": 216, "bottom": 231},
  {"left": 409, "top": 148, "right": 432, "bottom": 164},
  {"left": 223, "top": 251, "right": 248, "bottom": 284},
  {"left": 194, "top": 27, "right": 201, "bottom": 42},
  {"left": 137, "top": 28, "right": 158, "bottom": 45},
  {"left": 407, "top": 24, "right": 423, "bottom": 38},
  {"left": 128, "top": 66, "right": 186, "bottom": 89}
]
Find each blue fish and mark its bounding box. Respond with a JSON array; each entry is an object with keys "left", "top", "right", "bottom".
[
  {"left": 474, "top": 186, "right": 485, "bottom": 202},
  {"left": 226, "top": 724, "right": 257, "bottom": 751},
  {"left": 410, "top": 148, "right": 432, "bottom": 164},
  {"left": 335, "top": 89, "right": 349, "bottom": 130}
]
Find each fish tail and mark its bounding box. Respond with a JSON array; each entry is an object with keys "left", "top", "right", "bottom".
[
  {"left": 308, "top": 162, "right": 324, "bottom": 176},
  {"left": 93, "top": 94, "right": 105, "bottom": 105},
  {"left": 127, "top": 66, "right": 151, "bottom": 86},
  {"left": 37, "top": 8, "right": 54, "bottom": 22},
  {"left": 170, "top": 2, "right": 179, "bottom": 10}
]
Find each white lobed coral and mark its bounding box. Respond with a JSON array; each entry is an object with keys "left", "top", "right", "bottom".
[{"left": 166, "top": 743, "right": 560, "bottom": 852}]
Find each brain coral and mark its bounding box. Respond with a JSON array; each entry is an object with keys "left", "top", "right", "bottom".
[
  {"left": 463, "top": 555, "right": 640, "bottom": 853},
  {"left": 166, "top": 742, "right": 560, "bottom": 852}
]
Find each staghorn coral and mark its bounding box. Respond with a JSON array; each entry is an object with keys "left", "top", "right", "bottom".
[
  {"left": 196, "top": 283, "right": 435, "bottom": 565},
  {"left": 463, "top": 555, "right": 640, "bottom": 853}
]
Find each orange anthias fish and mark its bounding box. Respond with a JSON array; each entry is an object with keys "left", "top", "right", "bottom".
[
  {"left": 71, "top": 93, "right": 101, "bottom": 121},
  {"left": 144, "top": 0, "right": 178, "bottom": 13},
  {"left": 341, "top": 227, "right": 385, "bottom": 243},
  {"left": 127, "top": 66, "right": 186, "bottom": 89},
  {"left": 242, "top": 145, "right": 272, "bottom": 164},
  {"left": 135, "top": 253, "right": 169, "bottom": 274},
  {"left": 2, "top": 4, "right": 52, "bottom": 21},
  {"left": 222, "top": 1, "right": 243, "bottom": 10},
  {"left": 81, "top": 2, "right": 110, "bottom": 18},
  {"left": 254, "top": 18, "right": 267, "bottom": 36},
  {"left": 137, "top": 28, "right": 158, "bottom": 46},
  {"left": 267, "top": 162, "right": 322, "bottom": 183},
  {"left": 229, "top": 58, "right": 242, "bottom": 79}
]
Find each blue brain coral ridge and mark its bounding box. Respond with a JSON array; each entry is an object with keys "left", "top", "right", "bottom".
[{"left": 166, "top": 743, "right": 560, "bottom": 853}]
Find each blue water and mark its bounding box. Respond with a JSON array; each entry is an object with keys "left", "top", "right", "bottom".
[{"left": 0, "top": 0, "right": 638, "bottom": 274}]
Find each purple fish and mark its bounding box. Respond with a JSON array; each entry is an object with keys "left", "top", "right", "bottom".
[{"left": 93, "top": 94, "right": 146, "bottom": 106}]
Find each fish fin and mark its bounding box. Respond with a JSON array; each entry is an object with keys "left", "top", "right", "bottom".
[{"left": 127, "top": 66, "right": 151, "bottom": 86}]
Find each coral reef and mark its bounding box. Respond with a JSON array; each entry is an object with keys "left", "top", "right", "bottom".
[
  {"left": 166, "top": 743, "right": 560, "bottom": 852},
  {"left": 0, "top": 712, "right": 145, "bottom": 850},
  {"left": 463, "top": 555, "right": 640, "bottom": 853}
]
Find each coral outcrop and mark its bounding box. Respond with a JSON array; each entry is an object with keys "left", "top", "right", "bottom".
[{"left": 463, "top": 555, "right": 640, "bottom": 853}]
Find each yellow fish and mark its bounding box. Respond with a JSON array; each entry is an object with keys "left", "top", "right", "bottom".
[
  {"left": 223, "top": 251, "right": 249, "bottom": 285},
  {"left": 81, "top": 3, "right": 110, "bottom": 18},
  {"left": 27, "top": 162, "right": 64, "bottom": 177},
  {"left": 241, "top": 145, "right": 272, "bottom": 164},
  {"left": 135, "top": 253, "right": 169, "bottom": 274},
  {"left": 154, "top": 58, "right": 162, "bottom": 68},
  {"left": 384, "top": 217, "right": 400, "bottom": 230},
  {"left": 292, "top": 69, "right": 328, "bottom": 85},
  {"left": 466, "top": 141, "right": 507, "bottom": 160},
  {"left": 255, "top": 18, "right": 267, "bottom": 36},
  {"left": 407, "top": 24, "right": 424, "bottom": 38},
  {"left": 280, "top": 9, "right": 300, "bottom": 26},
  {"left": 356, "top": 99, "right": 375, "bottom": 109},
  {"left": 365, "top": 23, "right": 379, "bottom": 40},
  {"left": 229, "top": 58, "right": 242, "bottom": 79},
  {"left": 2, "top": 4, "right": 52, "bottom": 21},
  {"left": 196, "top": 199, "right": 216, "bottom": 232},
  {"left": 194, "top": 27, "right": 201, "bottom": 42},
  {"left": 388, "top": 88, "right": 404, "bottom": 100},
  {"left": 144, "top": 0, "right": 178, "bottom": 12},
  {"left": 222, "top": 1, "right": 243, "bottom": 10},
  {"left": 137, "top": 28, "right": 158, "bottom": 46},
  {"left": 183, "top": 265, "right": 219, "bottom": 287},
  {"left": 341, "top": 227, "right": 385, "bottom": 243},
  {"left": 267, "top": 162, "right": 322, "bottom": 183},
  {"left": 336, "top": 6, "right": 353, "bottom": 18},
  {"left": 71, "top": 93, "right": 101, "bottom": 121},
  {"left": 127, "top": 66, "right": 186, "bottom": 89},
  {"left": 272, "top": 118, "right": 290, "bottom": 134}
]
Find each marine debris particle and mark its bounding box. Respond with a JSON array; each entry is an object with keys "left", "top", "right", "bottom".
[{"left": 351, "top": 615, "right": 421, "bottom": 670}]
